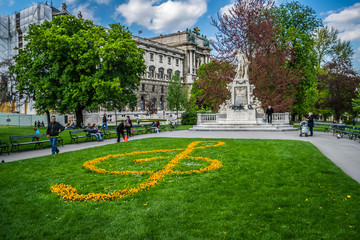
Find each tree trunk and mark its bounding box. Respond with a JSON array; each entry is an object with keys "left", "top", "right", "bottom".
[
  {"left": 46, "top": 110, "right": 50, "bottom": 124},
  {"left": 75, "top": 107, "right": 84, "bottom": 127}
]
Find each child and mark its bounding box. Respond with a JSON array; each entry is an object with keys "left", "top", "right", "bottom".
[{"left": 33, "top": 127, "right": 40, "bottom": 140}]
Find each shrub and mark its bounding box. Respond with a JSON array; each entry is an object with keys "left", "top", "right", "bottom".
[{"left": 181, "top": 112, "right": 197, "bottom": 125}]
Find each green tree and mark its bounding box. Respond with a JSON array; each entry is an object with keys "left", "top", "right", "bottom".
[
  {"left": 10, "top": 15, "right": 146, "bottom": 126},
  {"left": 353, "top": 88, "right": 360, "bottom": 113},
  {"left": 314, "top": 26, "right": 339, "bottom": 67},
  {"left": 274, "top": 1, "right": 322, "bottom": 118},
  {"left": 166, "top": 73, "right": 186, "bottom": 118}
]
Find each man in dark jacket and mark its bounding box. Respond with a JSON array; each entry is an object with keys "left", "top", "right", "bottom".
[
  {"left": 47, "top": 116, "right": 65, "bottom": 155},
  {"left": 266, "top": 106, "right": 274, "bottom": 124},
  {"left": 306, "top": 112, "right": 314, "bottom": 136},
  {"left": 116, "top": 120, "right": 125, "bottom": 142},
  {"left": 100, "top": 113, "right": 108, "bottom": 131}
]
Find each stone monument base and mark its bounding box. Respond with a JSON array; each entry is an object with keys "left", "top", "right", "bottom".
[{"left": 191, "top": 111, "right": 296, "bottom": 132}]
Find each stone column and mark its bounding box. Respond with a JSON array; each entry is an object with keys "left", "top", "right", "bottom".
[{"left": 189, "top": 50, "right": 193, "bottom": 74}]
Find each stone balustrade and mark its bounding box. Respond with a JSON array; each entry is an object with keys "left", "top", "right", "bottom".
[{"left": 197, "top": 112, "right": 290, "bottom": 125}]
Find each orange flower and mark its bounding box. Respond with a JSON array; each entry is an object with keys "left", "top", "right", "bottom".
[{"left": 51, "top": 141, "right": 225, "bottom": 202}]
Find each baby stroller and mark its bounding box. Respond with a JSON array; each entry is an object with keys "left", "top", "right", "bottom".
[{"left": 299, "top": 121, "right": 308, "bottom": 137}]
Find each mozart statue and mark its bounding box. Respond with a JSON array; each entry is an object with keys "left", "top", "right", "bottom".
[{"left": 231, "top": 49, "right": 250, "bottom": 80}]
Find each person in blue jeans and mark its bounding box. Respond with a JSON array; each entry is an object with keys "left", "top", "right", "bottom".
[
  {"left": 100, "top": 113, "right": 108, "bottom": 131},
  {"left": 46, "top": 116, "right": 65, "bottom": 155}
]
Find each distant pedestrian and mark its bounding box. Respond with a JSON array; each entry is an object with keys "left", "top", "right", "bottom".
[
  {"left": 306, "top": 112, "right": 314, "bottom": 136},
  {"left": 116, "top": 120, "right": 125, "bottom": 142},
  {"left": 100, "top": 113, "right": 108, "bottom": 131},
  {"left": 125, "top": 116, "right": 132, "bottom": 137},
  {"left": 353, "top": 117, "right": 357, "bottom": 126},
  {"left": 136, "top": 115, "right": 139, "bottom": 124},
  {"left": 41, "top": 121, "right": 45, "bottom": 127},
  {"left": 266, "top": 106, "right": 274, "bottom": 124},
  {"left": 46, "top": 116, "right": 65, "bottom": 155}
]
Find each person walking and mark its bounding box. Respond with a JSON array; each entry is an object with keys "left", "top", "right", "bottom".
[
  {"left": 306, "top": 112, "right": 314, "bottom": 136},
  {"left": 125, "top": 116, "right": 132, "bottom": 137},
  {"left": 266, "top": 106, "right": 274, "bottom": 124},
  {"left": 116, "top": 120, "right": 125, "bottom": 142},
  {"left": 100, "top": 113, "right": 108, "bottom": 131},
  {"left": 47, "top": 116, "right": 65, "bottom": 155}
]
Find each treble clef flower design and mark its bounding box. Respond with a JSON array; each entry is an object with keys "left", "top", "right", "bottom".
[{"left": 51, "top": 141, "right": 225, "bottom": 202}]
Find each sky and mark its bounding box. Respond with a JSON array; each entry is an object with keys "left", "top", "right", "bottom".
[{"left": 1, "top": 0, "right": 360, "bottom": 72}]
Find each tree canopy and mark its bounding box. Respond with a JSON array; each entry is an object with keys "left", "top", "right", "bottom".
[{"left": 10, "top": 15, "right": 146, "bottom": 125}]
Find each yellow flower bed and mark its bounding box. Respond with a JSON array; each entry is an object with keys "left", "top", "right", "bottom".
[{"left": 51, "top": 141, "right": 225, "bottom": 202}]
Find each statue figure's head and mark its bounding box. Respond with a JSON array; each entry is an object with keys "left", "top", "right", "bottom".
[{"left": 62, "top": 3, "right": 67, "bottom": 10}]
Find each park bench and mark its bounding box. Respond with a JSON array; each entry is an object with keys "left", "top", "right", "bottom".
[
  {"left": 314, "top": 122, "right": 342, "bottom": 133},
  {"left": 69, "top": 130, "right": 95, "bottom": 144},
  {"left": 145, "top": 123, "right": 166, "bottom": 133},
  {"left": 335, "top": 125, "right": 353, "bottom": 139},
  {"left": 9, "top": 134, "right": 63, "bottom": 152},
  {"left": 103, "top": 127, "right": 117, "bottom": 139},
  {"left": 351, "top": 127, "right": 360, "bottom": 141},
  {"left": 0, "top": 141, "right": 10, "bottom": 155},
  {"left": 132, "top": 124, "right": 148, "bottom": 135},
  {"left": 336, "top": 125, "right": 360, "bottom": 140}
]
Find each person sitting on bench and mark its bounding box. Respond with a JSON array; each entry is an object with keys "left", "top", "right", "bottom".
[{"left": 87, "top": 123, "right": 102, "bottom": 141}]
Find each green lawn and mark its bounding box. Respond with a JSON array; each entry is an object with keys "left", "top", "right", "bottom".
[
  {"left": 0, "top": 125, "right": 193, "bottom": 152},
  {"left": 1, "top": 138, "right": 359, "bottom": 239}
]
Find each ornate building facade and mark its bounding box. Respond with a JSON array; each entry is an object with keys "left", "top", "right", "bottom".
[{"left": 0, "top": 3, "right": 211, "bottom": 122}]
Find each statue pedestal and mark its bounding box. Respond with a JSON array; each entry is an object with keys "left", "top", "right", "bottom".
[{"left": 218, "top": 108, "right": 257, "bottom": 124}]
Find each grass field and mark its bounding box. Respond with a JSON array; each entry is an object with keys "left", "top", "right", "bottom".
[{"left": 1, "top": 138, "right": 359, "bottom": 239}]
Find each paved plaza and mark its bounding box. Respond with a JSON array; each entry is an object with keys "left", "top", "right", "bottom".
[{"left": 1, "top": 130, "right": 359, "bottom": 184}]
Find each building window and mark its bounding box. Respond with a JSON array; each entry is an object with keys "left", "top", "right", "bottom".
[
  {"left": 167, "top": 69, "right": 173, "bottom": 80},
  {"left": 159, "top": 68, "right": 164, "bottom": 79},
  {"left": 161, "top": 86, "right": 164, "bottom": 93},
  {"left": 140, "top": 96, "right": 145, "bottom": 111},
  {"left": 152, "top": 98, "right": 157, "bottom": 109},
  {"left": 160, "top": 97, "right": 164, "bottom": 110},
  {"left": 149, "top": 66, "right": 155, "bottom": 78},
  {"left": 175, "top": 70, "right": 180, "bottom": 77},
  {"left": 168, "top": 57, "right": 171, "bottom": 65},
  {"left": 152, "top": 85, "right": 155, "bottom": 92},
  {"left": 159, "top": 55, "right": 163, "bottom": 63},
  {"left": 142, "top": 84, "right": 145, "bottom": 91},
  {"left": 176, "top": 59, "right": 179, "bottom": 66},
  {"left": 150, "top": 53, "right": 154, "bottom": 61}
]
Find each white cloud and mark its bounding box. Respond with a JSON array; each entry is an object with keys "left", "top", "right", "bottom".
[
  {"left": 114, "top": 0, "right": 207, "bottom": 33},
  {"left": 65, "top": 0, "right": 77, "bottom": 4},
  {"left": 0, "top": 0, "right": 15, "bottom": 6},
  {"left": 93, "top": 0, "right": 111, "bottom": 4},
  {"left": 72, "top": 3, "right": 101, "bottom": 24},
  {"left": 324, "top": 3, "right": 360, "bottom": 41},
  {"left": 220, "top": 3, "right": 234, "bottom": 16}
]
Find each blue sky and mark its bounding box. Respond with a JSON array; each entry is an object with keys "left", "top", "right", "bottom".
[{"left": 1, "top": 0, "right": 360, "bottom": 71}]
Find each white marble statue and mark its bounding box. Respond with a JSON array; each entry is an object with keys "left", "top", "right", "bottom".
[{"left": 231, "top": 49, "right": 250, "bottom": 80}]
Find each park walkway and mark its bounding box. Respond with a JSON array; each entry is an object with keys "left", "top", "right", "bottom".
[{"left": 1, "top": 130, "right": 359, "bottom": 184}]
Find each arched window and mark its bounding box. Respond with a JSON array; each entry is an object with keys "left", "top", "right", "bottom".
[
  {"left": 149, "top": 66, "right": 155, "bottom": 78},
  {"left": 140, "top": 96, "right": 145, "bottom": 111},
  {"left": 175, "top": 70, "right": 180, "bottom": 77},
  {"left": 167, "top": 69, "right": 173, "bottom": 80},
  {"left": 160, "top": 97, "right": 164, "bottom": 110},
  {"left": 159, "top": 68, "right": 164, "bottom": 79},
  {"left": 152, "top": 98, "right": 157, "bottom": 109}
]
